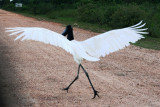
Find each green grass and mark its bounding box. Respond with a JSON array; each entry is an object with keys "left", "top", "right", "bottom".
[
  {"left": 134, "top": 37, "right": 160, "bottom": 50},
  {"left": 9, "top": 10, "right": 160, "bottom": 50}
]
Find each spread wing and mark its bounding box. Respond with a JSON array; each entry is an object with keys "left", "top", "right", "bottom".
[
  {"left": 80, "top": 21, "right": 148, "bottom": 58},
  {"left": 6, "top": 21, "right": 148, "bottom": 62},
  {"left": 5, "top": 27, "right": 74, "bottom": 54}
]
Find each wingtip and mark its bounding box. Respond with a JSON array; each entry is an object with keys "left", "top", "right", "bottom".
[{"left": 129, "top": 20, "right": 144, "bottom": 28}]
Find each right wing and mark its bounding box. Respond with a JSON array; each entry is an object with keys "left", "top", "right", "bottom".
[{"left": 80, "top": 21, "right": 148, "bottom": 58}]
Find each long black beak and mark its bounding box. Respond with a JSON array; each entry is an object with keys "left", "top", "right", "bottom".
[
  {"left": 62, "top": 25, "right": 72, "bottom": 36},
  {"left": 62, "top": 29, "right": 67, "bottom": 36}
]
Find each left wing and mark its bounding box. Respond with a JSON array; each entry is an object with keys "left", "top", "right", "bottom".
[
  {"left": 5, "top": 27, "right": 100, "bottom": 62},
  {"left": 5, "top": 27, "right": 74, "bottom": 54}
]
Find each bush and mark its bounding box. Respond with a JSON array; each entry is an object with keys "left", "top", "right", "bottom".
[
  {"left": 103, "top": 5, "right": 118, "bottom": 24},
  {"left": 109, "top": 4, "right": 146, "bottom": 29},
  {"left": 77, "top": 3, "right": 105, "bottom": 24},
  {"left": 47, "top": 9, "right": 77, "bottom": 19},
  {"left": 148, "top": 12, "right": 160, "bottom": 38},
  {"left": 2, "top": 3, "right": 15, "bottom": 10},
  {"left": 31, "top": 3, "right": 53, "bottom": 14}
]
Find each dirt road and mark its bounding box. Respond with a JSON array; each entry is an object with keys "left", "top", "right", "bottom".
[{"left": 0, "top": 9, "right": 160, "bottom": 107}]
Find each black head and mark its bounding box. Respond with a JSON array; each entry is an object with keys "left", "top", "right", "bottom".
[
  {"left": 66, "top": 25, "right": 72, "bottom": 30},
  {"left": 62, "top": 25, "right": 74, "bottom": 41}
]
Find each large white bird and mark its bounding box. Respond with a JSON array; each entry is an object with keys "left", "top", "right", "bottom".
[{"left": 6, "top": 21, "right": 148, "bottom": 98}]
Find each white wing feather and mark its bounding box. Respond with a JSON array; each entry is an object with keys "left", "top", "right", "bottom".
[
  {"left": 79, "top": 21, "right": 148, "bottom": 58},
  {"left": 6, "top": 27, "right": 74, "bottom": 54}
]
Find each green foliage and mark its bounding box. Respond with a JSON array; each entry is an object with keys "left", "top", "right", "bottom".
[
  {"left": 148, "top": 12, "right": 160, "bottom": 38},
  {"left": 77, "top": 3, "right": 118, "bottom": 25},
  {"left": 47, "top": 9, "right": 77, "bottom": 20},
  {"left": 2, "top": 0, "right": 160, "bottom": 39},
  {"left": 102, "top": 5, "right": 118, "bottom": 24},
  {"left": 2, "top": 3, "right": 15, "bottom": 10},
  {"left": 77, "top": 4, "right": 104, "bottom": 24},
  {"left": 32, "top": 3, "right": 54, "bottom": 14},
  {"left": 109, "top": 4, "right": 146, "bottom": 28}
]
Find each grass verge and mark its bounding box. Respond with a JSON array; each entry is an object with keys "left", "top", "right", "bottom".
[{"left": 134, "top": 37, "right": 160, "bottom": 50}]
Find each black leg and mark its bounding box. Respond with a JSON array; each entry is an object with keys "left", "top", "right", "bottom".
[
  {"left": 63, "top": 64, "right": 80, "bottom": 92},
  {"left": 80, "top": 64, "right": 99, "bottom": 99}
]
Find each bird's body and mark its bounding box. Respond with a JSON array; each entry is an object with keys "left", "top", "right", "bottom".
[{"left": 6, "top": 21, "right": 148, "bottom": 98}]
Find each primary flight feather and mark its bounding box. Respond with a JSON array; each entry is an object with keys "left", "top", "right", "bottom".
[{"left": 6, "top": 21, "right": 148, "bottom": 98}]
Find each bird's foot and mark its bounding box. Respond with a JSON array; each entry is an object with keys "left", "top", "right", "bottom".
[
  {"left": 63, "top": 87, "right": 69, "bottom": 93},
  {"left": 92, "top": 90, "right": 100, "bottom": 99}
]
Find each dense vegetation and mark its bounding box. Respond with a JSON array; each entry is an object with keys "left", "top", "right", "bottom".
[{"left": 1, "top": 0, "right": 160, "bottom": 49}]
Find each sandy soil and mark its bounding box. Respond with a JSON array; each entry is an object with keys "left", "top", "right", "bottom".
[{"left": 0, "top": 9, "right": 160, "bottom": 107}]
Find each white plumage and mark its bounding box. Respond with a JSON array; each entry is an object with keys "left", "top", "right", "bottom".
[
  {"left": 6, "top": 21, "right": 148, "bottom": 64},
  {"left": 6, "top": 21, "right": 148, "bottom": 98}
]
